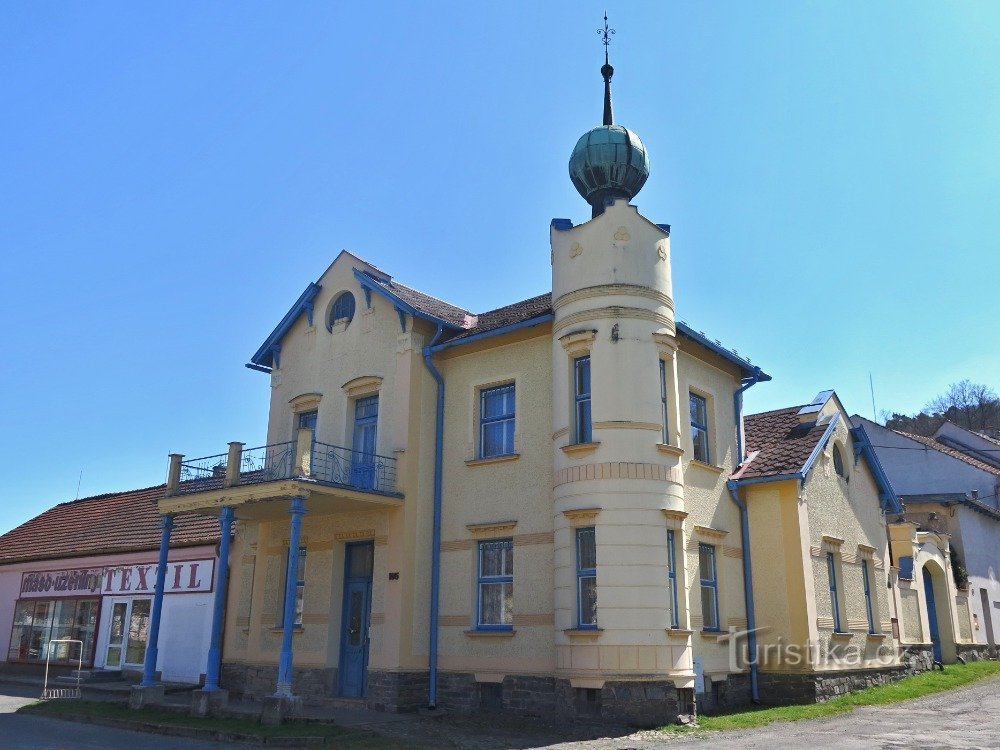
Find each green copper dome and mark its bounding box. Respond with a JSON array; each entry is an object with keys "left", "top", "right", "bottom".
[{"left": 569, "top": 124, "right": 649, "bottom": 213}]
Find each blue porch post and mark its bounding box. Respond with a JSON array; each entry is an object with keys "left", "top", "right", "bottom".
[
  {"left": 203, "top": 505, "right": 234, "bottom": 691},
  {"left": 275, "top": 496, "right": 306, "bottom": 697},
  {"left": 140, "top": 514, "right": 174, "bottom": 687}
]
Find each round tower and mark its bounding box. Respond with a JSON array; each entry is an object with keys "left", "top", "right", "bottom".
[{"left": 549, "top": 27, "right": 694, "bottom": 718}]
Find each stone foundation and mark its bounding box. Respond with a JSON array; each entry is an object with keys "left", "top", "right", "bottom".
[
  {"left": 955, "top": 643, "right": 996, "bottom": 661},
  {"left": 900, "top": 644, "right": 934, "bottom": 674},
  {"left": 220, "top": 662, "right": 336, "bottom": 705},
  {"left": 695, "top": 673, "right": 752, "bottom": 714},
  {"left": 366, "top": 670, "right": 429, "bottom": 712},
  {"left": 758, "top": 665, "right": 908, "bottom": 705}
]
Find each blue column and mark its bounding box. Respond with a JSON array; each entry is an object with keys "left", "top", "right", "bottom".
[
  {"left": 140, "top": 514, "right": 174, "bottom": 688},
  {"left": 275, "top": 496, "right": 306, "bottom": 698},
  {"left": 203, "top": 505, "right": 234, "bottom": 691}
]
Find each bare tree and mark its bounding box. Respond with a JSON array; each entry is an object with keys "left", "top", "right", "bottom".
[{"left": 925, "top": 380, "right": 1000, "bottom": 431}]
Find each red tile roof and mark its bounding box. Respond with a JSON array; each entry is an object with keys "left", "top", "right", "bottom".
[
  {"left": 739, "top": 406, "right": 831, "bottom": 480},
  {"left": 440, "top": 293, "right": 553, "bottom": 343},
  {"left": 0, "top": 484, "right": 219, "bottom": 565},
  {"left": 896, "top": 431, "right": 1000, "bottom": 477}
]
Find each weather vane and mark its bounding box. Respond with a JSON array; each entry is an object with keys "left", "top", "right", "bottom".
[{"left": 598, "top": 12, "right": 615, "bottom": 54}]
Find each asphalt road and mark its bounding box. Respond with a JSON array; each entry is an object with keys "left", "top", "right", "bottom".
[{"left": 0, "top": 684, "right": 229, "bottom": 750}]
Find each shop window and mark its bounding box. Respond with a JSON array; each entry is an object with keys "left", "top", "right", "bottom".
[{"left": 8, "top": 598, "right": 98, "bottom": 664}]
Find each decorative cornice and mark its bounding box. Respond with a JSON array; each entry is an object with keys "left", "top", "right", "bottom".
[
  {"left": 558, "top": 329, "right": 597, "bottom": 356},
  {"left": 334, "top": 529, "right": 377, "bottom": 541},
  {"left": 341, "top": 375, "right": 383, "bottom": 398},
  {"left": 554, "top": 307, "right": 675, "bottom": 335},
  {"left": 466, "top": 520, "right": 518, "bottom": 535},
  {"left": 593, "top": 420, "right": 660, "bottom": 432},
  {"left": 821, "top": 535, "right": 845, "bottom": 549},
  {"left": 288, "top": 392, "right": 322, "bottom": 411},
  {"left": 562, "top": 507, "right": 602, "bottom": 523},
  {"left": 857, "top": 543, "right": 877, "bottom": 559},
  {"left": 553, "top": 284, "right": 674, "bottom": 312},
  {"left": 693, "top": 525, "right": 729, "bottom": 540}
]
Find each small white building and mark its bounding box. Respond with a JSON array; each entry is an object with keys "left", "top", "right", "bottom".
[
  {"left": 0, "top": 484, "right": 221, "bottom": 683},
  {"left": 853, "top": 417, "right": 1000, "bottom": 654}
]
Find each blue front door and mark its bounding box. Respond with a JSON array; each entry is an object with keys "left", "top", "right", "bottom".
[
  {"left": 923, "top": 567, "right": 942, "bottom": 662},
  {"left": 339, "top": 542, "right": 374, "bottom": 697},
  {"left": 352, "top": 396, "right": 378, "bottom": 490}
]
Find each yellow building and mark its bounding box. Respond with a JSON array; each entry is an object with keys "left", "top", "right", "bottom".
[{"left": 136, "top": 52, "right": 916, "bottom": 726}]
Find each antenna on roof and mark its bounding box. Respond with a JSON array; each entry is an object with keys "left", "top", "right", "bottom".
[
  {"left": 869, "top": 372, "right": 878, "bottom": 424},
  {"left": 76, "top": 469, "right": 83, "bottom": 501}
]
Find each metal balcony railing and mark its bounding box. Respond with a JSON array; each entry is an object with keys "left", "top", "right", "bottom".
[{"left": 170, "top": 434, "right": 398, "bottom": 497}]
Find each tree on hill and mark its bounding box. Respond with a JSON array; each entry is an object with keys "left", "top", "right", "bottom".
[{"left": 882, "top": 380, "right": 1000, "bottom": 436}]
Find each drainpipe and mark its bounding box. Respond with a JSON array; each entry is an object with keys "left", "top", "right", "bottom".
[
  {"left": 421, "top": 323, "right": 446, "bottom": 708},
  {"left": 727, "top": 480, "right": 760, "bottom": 703},
  {"left": 733, "top": 367, "right": 764, "bottom": 465},
  {"left": 727, "top": 366, "right": 765, "bottom": 703}
]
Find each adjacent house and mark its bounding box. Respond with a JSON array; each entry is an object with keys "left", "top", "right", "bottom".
[
  {"left": 0, "top": 485, "right": 220, "bottom": 684},
  {"left": 852, "top": 417, "right": 999, "bottom": 657}
]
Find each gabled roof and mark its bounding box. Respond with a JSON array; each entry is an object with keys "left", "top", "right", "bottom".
[
  {"left": 0, "top": 485, "right": 220, "bottom": 565},
  {"left": 896, "top": 431, "right": 1000, "bottom": 477},
  {"left": 247, "top": 252, "right": 766, "bottom": 378},
  {"left": 737, "top": 405, "right": 835, "bottom": 480}
]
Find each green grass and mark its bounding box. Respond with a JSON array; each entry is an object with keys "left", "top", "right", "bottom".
[
  {"left": 662, "top": 661, "right": 1000, "bottom": 733},
  {"left": 19, "top": 699, "right": 412, "bottom": 748}
]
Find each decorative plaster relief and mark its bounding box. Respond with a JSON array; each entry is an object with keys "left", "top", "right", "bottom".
[
  {"left": 558, "top": 328, "right": 597, "bottom": 356},
  {"left": 334, "top": 529, "right": 377, "bottom": 541},
  {"left": 569, "top": 242, "right": 583, "bottom": 258},
  {"left": 614, "top": 227, "right": 631, "bottom": 242},
  {"left": 289, "top": 392, "right": 322, "bottom": 411},
  {"left": 561, "top": 507, "right": 602, "bottom": 524},
  {"left": 466, "top": 520, "right": 518, "bottom": 536}
]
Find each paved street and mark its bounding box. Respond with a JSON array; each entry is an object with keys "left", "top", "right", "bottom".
[{"left": 0, "top": 684, "right": 228, "bottom": 750}]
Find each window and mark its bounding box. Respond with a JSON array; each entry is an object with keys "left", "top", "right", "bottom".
[
  {"left": 862, "top": 560, "right": 876, "bottom": 634},
  {"left": 329, "top": 292, "right": 356, "bottom": 328},
  {"left": 480, "top": 384, "right": 515, "bottom": 458},
  {"left": 833, "top": 444, "right": 846, "bottom": 479},
  {"left": 574, "top": 356, "right": 592, "bottom": 444},
  {"left": 8, "top": 598, "right": 99, "bottom": 664},
  {"left": 690, "top": 393, "right": 710, "bottom": 463},
  {"left": 827, "top": 552, "right": 842, "bottom": 632},
  {"left": 699, "top": 543, "right": 720, "bottom": 631},
  {"left": 667, "top": 529, "right": 679, "bottom": 628},
  {"left": 296, "top": 410, "right": 318, "bottom": 443},
  {"left": 576, "top": 527, "right": 597, "bottom": 628},
  {"left": 282, "top": 546, "right": 307, "bottom": 627},
  {"left": 659, "top": 360, "right": 669, "bottom": 444},
  {"left": 477, "top": 539, "right": 513, "bottom": 629}
]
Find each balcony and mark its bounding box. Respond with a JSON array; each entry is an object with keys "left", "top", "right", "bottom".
[{"left": 164, "top": 429, "right": 401, "bottom": 511}]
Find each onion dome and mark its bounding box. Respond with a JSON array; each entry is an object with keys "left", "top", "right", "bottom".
[{"left": 569, "top": 16, "right": 650, "bottom": 217}]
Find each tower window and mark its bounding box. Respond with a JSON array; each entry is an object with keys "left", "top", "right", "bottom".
[
  {"left": 574, "top": 356, "right": 592, "bottom": 444},
  {"left": 329, "top": 292, "right": 356, "bottom": 329},
  {"left": 576, "top": 527, "right": 597, "bottom": 628},
  {"left": 660, "top": 359, "right": 670, "bottom": 445}
]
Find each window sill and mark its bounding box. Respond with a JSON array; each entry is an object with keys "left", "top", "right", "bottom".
[
  {"left": 563, "top": 628, "right": 603, "bottom": 638},
  {"left": 688, "top": 460, "right": 725, "bottom": 475},
  {"left": 830, "top": 632, "right": 853, "bottom": 642},
  {"left": 666, "top": 628, "right": 694, "bottom": 639},
  {"left": 656, "top": 444, "right": 685, "bottom": 458},
  {"left": 866, "top": 633, "right": 887, "bottom": 641},
  {"left": 270, "top": 626, "right": 304, "bottom": 633},
  {"left": 700, "top": 629, "right": 725, "bottom": 639},
  {"left": 464, "top": 629, "right": 516, "bottom": 638},
  {"left": 561, "top": 442, "right": 601, "bottom": 457},
  {"left": 465, "top": 453, "right": 520, "bottom": 467}
]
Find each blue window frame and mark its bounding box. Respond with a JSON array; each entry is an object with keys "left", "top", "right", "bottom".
[
  {"left": 480, "top": 384, "right": 515, "bottom": 458},
  {"left": 296, "top": 410, "right": 317, "bottom": 443},
  {"left": 574, "top": 356, "right": 592, "bottom": 444},
  {"left": 330, "top": 292, "right": 356, "bottom": 327},
  {"left": 862, "top": 559, "right": 875, "bottom": 634},
  {"left": 576, "top": 527, "right": 597, "bottom": 628},
  {"left": 667, "top": 529, "right": 679, "bottom": 628},
  {"left": 827, "top": 552, "right": 843, "bottom": 632},
  {"left": 660, "top": 359, "right": 670, "bottom": 445},
  {"left": 690, "top": 393, "right": 710, "bottom": 463},
  {"left": 477, "top": 539, "right": 513, "bottom": 629},
  {"left": 699, "top": 543, "right": 720, "bottom": 631}
]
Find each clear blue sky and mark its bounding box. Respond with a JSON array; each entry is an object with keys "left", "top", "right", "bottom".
[{"left": 2, "top": 2, "right": 998, "bottom": 533}]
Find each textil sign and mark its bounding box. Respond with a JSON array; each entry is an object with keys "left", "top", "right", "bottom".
[
  {"left": 103, "top": 559, "right": 215, "bottom": 595},
  {"left": 19, "top": 568, "right": 104, "bottom": 598}
]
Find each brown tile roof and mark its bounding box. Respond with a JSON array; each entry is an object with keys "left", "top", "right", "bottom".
[
  {"left": 358, "top": 272, "right": 474, "bottom": 328},
  {"left": 739, "top": 406, "right": 831, "bottom": 480},
  {"left": 440, "top": 293, "right": 553, "bottom": 343},
  {"left": 0, "top": 484, "right": 220, "bottom": 565},
  {"left": 896, "top": 431, "right": 1000, "bottom": 477}
]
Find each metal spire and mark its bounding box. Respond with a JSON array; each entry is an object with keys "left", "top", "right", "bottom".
[{"left": 599, "top": 12, "right": 615, "bottom": 126}]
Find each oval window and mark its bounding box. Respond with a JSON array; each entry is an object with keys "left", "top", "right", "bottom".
[
  {"left": 329, "top": 292, "right": 356, "bottom": 329},
  {"left": 833, "top": 444, "right": 847, "bottom": 479}
]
